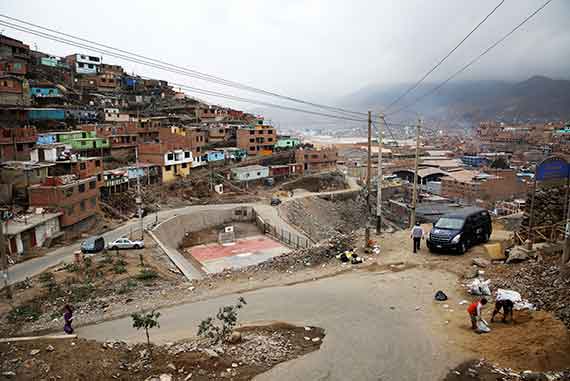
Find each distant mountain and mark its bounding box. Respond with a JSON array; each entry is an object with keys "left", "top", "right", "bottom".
[{"left": 341, "top": 76, "right": 570, "bottom": 124}]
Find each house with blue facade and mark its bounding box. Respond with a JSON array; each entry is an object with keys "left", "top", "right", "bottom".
[
  {"left": 461, "top": 155, "right": 489, "bottom": 168},
  {"left": 204, "top": 150, "right": 225, "bottom": 163},
  {"left": 30, "top": 87, "right": 62, "bottom": 98}
]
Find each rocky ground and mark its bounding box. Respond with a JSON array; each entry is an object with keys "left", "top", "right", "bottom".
[
  {"left": 279, "top": 193, "right": 368, "bottom": 241},
  {"left": 0, "top": 324, "right": 325, "bottom": 380},
  {"left": 280, "top": 171, "right": 348, "bottom": 193},
  {"left": 444, "top": 360, "right": 570, "bottom": 381}
]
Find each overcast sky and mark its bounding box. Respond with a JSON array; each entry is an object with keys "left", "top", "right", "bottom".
[{"left": 2, "top": 0, "right": 568, "bottom": 113}]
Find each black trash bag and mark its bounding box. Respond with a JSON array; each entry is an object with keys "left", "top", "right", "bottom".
[{"left": 434, "top": 290, "right": 448, "bottom": 301}]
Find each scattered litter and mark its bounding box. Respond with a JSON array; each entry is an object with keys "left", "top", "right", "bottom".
[
  {"left": 434, "top": 290, "right": 448, "bottom": 301},
  {"left": 476, "top": 319, "right": 491, "bottom": 334},
  {"left": 459, "top": 300, "right": 468, "bottom": 305},
  {"left": 467, "top": 278, "right": 491, "bottom": 296}
]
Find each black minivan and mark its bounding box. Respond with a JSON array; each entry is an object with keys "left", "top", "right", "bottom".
[{"left": 426, "top": 207, "right": 492, "bottom": 254}]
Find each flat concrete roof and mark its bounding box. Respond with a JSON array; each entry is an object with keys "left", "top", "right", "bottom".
[
  {"left": 5, "top": 212, "right": 62, "bottom": 236},
  {"left": 231, "top": 165, "right": 268, "bottom": 174}
]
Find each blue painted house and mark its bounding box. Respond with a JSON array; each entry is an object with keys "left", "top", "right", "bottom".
[
  {"left": 36, "top": 133, "right": 58, "bottom": 145},
  {"left": 27, "top": 108, "right": 66, "bottom": 121},
  {"left": 204, "top": 150, "right": 225, "bottom": 162},
  {"left": 30, "top": 87, "right": 62, "bottom": 98}
]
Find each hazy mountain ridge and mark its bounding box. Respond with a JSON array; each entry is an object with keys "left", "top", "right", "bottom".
[{"left": 342, "top": 76, "right": 570, "bottom": 124}]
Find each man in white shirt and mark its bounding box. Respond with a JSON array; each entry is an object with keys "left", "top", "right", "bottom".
[{"left": 410, "top": 222, "right": 424, "bottom": 254}]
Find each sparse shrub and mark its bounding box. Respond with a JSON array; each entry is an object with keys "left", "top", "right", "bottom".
[
  {"left": 101, "top": 253, "right": 114, "bottom": 265},
  {"left": 7, "top": 304, "right": 42, "bottom": 323},
  {"left": 64, "top": 263, "right": 80, "bottom": 273},
  {"left": 70, "top": 282, "right": 95, "bottom": 302},
  {"left": 115, "top": 258, "right": 127, "bottom": 267},
  {"left": 136, "top": 268, "right": 158, "bottom": 281},
  {"left": 114, "top": 264, "right": 127, "bottom": 274},
  {"left": 38, "top": 272, "right": 60, "bottom": 294},
  {"left": 14, "top": 277, "right": 32, "bottom": 290},
  {"left": 198, "top": 297, "right": 247, "bottom": 344},
  {"left": 117, "top": 279, "right": 137, "bottom": 294}
]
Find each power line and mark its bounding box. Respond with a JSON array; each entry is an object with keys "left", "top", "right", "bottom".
[
  {"left": 383, "top": 0, "right": 505, "bottom": 112},
  {"left": 386, "top": 0, "right": 553, "bottom": 117},
  {"left": 0, "top": 14, "right": 367, "bottom": 118},
  {"left": 0, "top": 20, "right": 368, "bottom": 124}
]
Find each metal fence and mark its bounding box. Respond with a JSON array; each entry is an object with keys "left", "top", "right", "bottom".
[{"left": 252, "top": 211, "right": 312, "bottom": 250}]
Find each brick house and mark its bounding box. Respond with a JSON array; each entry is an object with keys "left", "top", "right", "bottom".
[
  {"left": 295, "top": 148, "right": 338, "bottom": 173},
  {"left": 236, "top": 123, "right": 276, "bottom": 156},
  {"left": 441, "top": 169, "right": 528, "bottom": 204},
  {"left": 0, "top": 126, "right": 37, "bottom": 161}
]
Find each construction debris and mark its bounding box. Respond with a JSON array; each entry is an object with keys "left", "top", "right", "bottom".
[
  {"left": 487, "top": 253, "right": 570, "bottom": 329},
  {"left": 445, "top": 359, "right": 570, "bottom": 381}
]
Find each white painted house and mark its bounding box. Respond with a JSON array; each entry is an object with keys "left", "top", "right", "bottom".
[
  {"left": 231, "top": 165, "right": 269, "bottom": 182},
  {"left": 4, "top": 212, "right": 63, "bottom": 256}
]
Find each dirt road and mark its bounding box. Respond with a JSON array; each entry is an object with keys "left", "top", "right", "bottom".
[{"left": 78, "top": 264, "right": 471, "bottom": 381}]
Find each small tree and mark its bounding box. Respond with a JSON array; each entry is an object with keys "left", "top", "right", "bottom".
[
  {"left": 198, "top": 297, "right": 246, "bottom": 344},
  {"left": 131, "top": 310, "right": 161, "bottom": 355}
]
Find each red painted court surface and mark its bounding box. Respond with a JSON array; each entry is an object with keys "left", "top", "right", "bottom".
[{"left": 190, "top": 235, "right": 285, "bottom": 262}]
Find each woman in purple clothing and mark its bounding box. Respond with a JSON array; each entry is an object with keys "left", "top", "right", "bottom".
[{"left": 63, "top": 305, "right": 74, "bottom": 334}]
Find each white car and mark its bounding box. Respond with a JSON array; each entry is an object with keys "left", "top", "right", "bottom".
[{"left": 108, "top": 238, "right": 144, "bottom": 250}]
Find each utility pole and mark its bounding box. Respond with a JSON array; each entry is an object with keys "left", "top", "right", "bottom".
[
  {"left": 365, "top": 111, "right": 372, "bottom": 245},
  {"left": 135, "top": 146, "right": 144, "bottom": 240},
  {"left": 376, "top": 114, "right": 384, "bottom": 234},
  {"left": 0, "top": 221, "right": 12, "bottom": 300},
  {"left": 410, "top": 118, "right": 421, "bottom": 228}
]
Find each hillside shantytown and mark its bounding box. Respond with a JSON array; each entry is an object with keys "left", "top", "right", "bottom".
[{"left": 1, "top": 1, "right": 570, "bottom": 380}]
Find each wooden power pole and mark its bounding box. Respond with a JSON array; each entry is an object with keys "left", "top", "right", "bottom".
[
  {"left": 365, "top": 111, "right": 372, "bottom": 245},
  {"left": 0, "top": 222, "right": 12, "bottom": 299},
  {"left": 376, "top": 114, "right": 385, "bottom": 234},
  {"left": 410, "top": 118, "right": 421, "bottom": 228}
]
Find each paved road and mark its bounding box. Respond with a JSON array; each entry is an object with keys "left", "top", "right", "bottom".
[
  {"left": 6, "top": 202, "right": 306, "bottom": 286},
  {"left": 79, "top": 267, "right": 468, "bottom": 381}
]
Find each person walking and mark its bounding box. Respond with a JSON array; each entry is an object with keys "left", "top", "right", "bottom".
[
  {"left": 63, "top": 304, "right": 74, "bottom": 334},
  {"left": 410, "top": 222, "right": 424, "bottom": 253}
]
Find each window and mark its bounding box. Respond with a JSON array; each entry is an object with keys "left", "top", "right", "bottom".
[
  {"left": 80, "top": 162, "right": 86, "bottom": 170},
  {"left": 95, "top": 160, "right": 101, "bottom": 167},
  {"left": 196, "top": 147, "right": 201, "bottom": 153},
  {"left": 219, "top": 129, "right": 224, "bottom": 133},
  {"left": 250, "top": 130, "right": 255, "bottom": 135},
  {"left": 167, "top": 153, "right": 174, "bottom": 160},
  {"left": 181, "top": 163, "right": 188, "bottom": 168},
  {"left": 249, "top": 138, "right": 255, "bottom": 143},
  {"left": 268, "top": 138, "right": 273, "bottom": 142},
  {"left": 16, "top": 143, "right": 23, "bottom": 152},
  {"left": 80, "top": 200, "right": 86, "bottom": 211},
  {"left": 88, "top": 64, "right": 94, "bottom": 69},
  {"left": 101, "top": 78, "right": 106, "bottom": 83},
  {"left": 184, "top": 151, "right": 190, "bottom": 158},
  {"left": 90, "top": 197, "right": 96, "bottom": 207},
  {"left": 97, "top": 174, "right": 102, "bottom": 182},
  {"left": 78, "top": 184, "right": 85, "bottom": 193},
  {"left": 257, "top": 172, "right": 261, "bottom": 176},
  {"left": 78, "top": 62, "right": 85, "bottom": 68},
  {"left": 165, "top": 165, "right": 172, "bottom": 171},
  {"left": 89, "top": 181, "right": 96, "bottom": 189}
]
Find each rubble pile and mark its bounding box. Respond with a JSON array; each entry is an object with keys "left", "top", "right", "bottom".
[
  {"left": 281, "top": 171, "right": 348, "bottom": 193},
  {"left": 519, "top": 186, "right": 566, "bottom": 238},
  {"left": 446, "top": 359, "right": 570, "bottom": 381},
  {"left": 488, "top": 254, "right": 570, "bottom": 329},
  {"left": 225, "top": 331, "right": 294, "bottom": 366},
  {"left": 282, "top": 195, "right": 367, "bottom": 241}
]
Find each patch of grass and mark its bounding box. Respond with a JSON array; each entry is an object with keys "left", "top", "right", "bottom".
[
  {"left": 115, "top": 258, "right": 127, "bottom": 267},
  {"left": 117, "top": 278, "right": 137, "bottom": 295},
  {"left": 100, "top": 253, "right": 114, "bottom": 265},
  {"left": 113, "top": 264, "right": 127, "bottom": 274},
  {"left": 64, "top": 263, "right": 80, "bottom": 273},
  {"left": 70, "top": 282, "right": 95, "bottom": 303},
  {"left": 136, "top": 268, "right": 159, "bottom": 281},
  {"left": 7, "top": 304, "right": 42, "bottom": 323}
]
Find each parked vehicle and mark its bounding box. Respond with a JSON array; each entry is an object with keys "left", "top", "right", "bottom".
[
  {"left": 426, "top": 207, "right": 492, "bottom": 254},
  {"left": 108, "top": 237, "right": 144, "bottom": 250},
  {"left": 270, "top": 197, "right": 282, "bottom": 206},
  {"left": 80, "top": 236, "right": 106, "bottom": 254}
]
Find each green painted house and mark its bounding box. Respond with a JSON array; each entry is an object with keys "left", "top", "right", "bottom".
[{"left": 275, "top": 137, "right": 301, "bottom": 150}]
